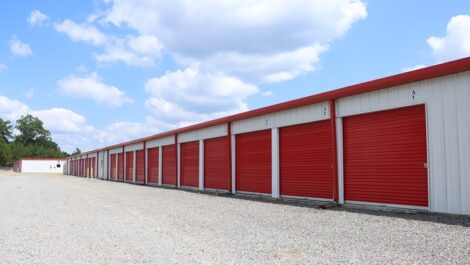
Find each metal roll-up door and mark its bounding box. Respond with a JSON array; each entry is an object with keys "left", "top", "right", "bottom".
[
  {"left": 117, "top": 153, "right": 124, "bottom": 181},
  {"left": 162, "top": 145, "right": 177, "bottom": 185},
  {"left": 147, "top": 147, "right": 159, "bottom": 185},
  {"left": 135, "top": 150, "right": 145, "bottom": 183},
  {"left": 343, "top": 104, "right": 428, "bottom": 207},
  {"left": 110, "top": 154, "right": 117, "bottom": 180},
  {"left": 236, "top": 129, "right": 272, "bottom": 194},
  {"left": 280, "top": 120, "right": 333, "bottom": 199},
  {"left": 181, "top": 141, "right": 199, "bottom": 188},
  {"left": 204, "top": 136, "right": 230, "bottom": 190},
  {"left": 125, "top": 152, "right": 134, "bottom": 182}
]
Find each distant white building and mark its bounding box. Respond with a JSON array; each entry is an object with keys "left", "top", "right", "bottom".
[{"left": 13, "top": 158, "right": 66, "bottom": 173}]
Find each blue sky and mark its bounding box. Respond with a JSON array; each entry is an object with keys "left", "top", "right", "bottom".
[{"left": 0, "top": 0, "right": 469, "bottom": 153}]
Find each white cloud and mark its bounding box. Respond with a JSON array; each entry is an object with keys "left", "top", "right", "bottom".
[
  {"left": 28, "top": 10, "right": 49, "bottom": 25},
  {"left": 0, "top": 64, "right": 7, "bottom": 72},
  {"left": 9, "top": 36, "right": 33, "bottom": 57},
  {"left": 402, "top": 64, "right": 426, "bottom": 72},
  {"left": 427, "top": 15, "right": 470, "bottom": 62},
  {"left": 55, "top": 19, "right": 107, "bottom": 46},
  {"left": 145, "top": 65, "right": 258, "bottom": 125},
  {"left": 0, "top": 95, "right": 29, "bottom": 120},
  {"left": 58, "top": 72, "right": 133, "bottom": 107},
  {"left": 32, "top": 108, "right": 90, "bottom": 133},
  {"left": 102, "top": 0, "right": 367, "bottom": 82},
  {"left": 262, "top": 90, "right": 273, "bottom": 96}
]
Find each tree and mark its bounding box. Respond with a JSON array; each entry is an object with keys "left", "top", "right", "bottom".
[
  {"left": 71, "top": 148, "right": 81, "bottom": 156},
  {"left": 0, "top": 118, "right": 13, "bottom": 143},
  {"left": 15, "top": 114, "right": 52, "bottom": 146}
]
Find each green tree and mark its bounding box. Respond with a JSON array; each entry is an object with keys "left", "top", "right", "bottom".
[
  {"left": 15, "top": 114, "right": 52, "bottom": 146},
  {"left": 0, "top": 118, "right": 13, "bottom": 143},
  {"left": 71, "top": 148, "right": 81, "bottom": 156}
]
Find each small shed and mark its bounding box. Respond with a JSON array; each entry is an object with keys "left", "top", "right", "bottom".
[{"left": 13, "top": 158, "right": 66, "bottom": 173}]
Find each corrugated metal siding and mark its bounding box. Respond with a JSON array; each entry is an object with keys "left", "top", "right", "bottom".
[
  {"left": 280, "top": 121, "right": 333, "bottom": 199},
  {"left": 162, "top": 145, "right": 177, "bottom": 185},
  {"left": 117, "top": 153, "right": 124, "bottom": 181},
  {"left": 180, "top": 141, "right": 199, "bottom": 187},
  {"left": 109, "top": 147, "right": 122, "bottom": 155},
  {"left": 337, "top": 71, "right": 470, "bottom": 214},
  {"left": 147, "top": 136, "right": 174, "bottom": 148},
  {"left": 124, "top": 142, "right": 144, "bottom": 152},
  {"left": 236, "top": 130, "right": 272, "bottom": 194},
  {"left": 204, "top": 136, "right": 230, "bottom": 190},
  {"left": 232, "top": 102, "right": 330, "bottom": 135},
  {"left": 135, "top": 150, "right": 145, "bottom": 183},
  {"left": 147, "top": 147, "right": 159, "bottom": 184},
  {"left": 125, "top": 152, "right": 134, "bottom": 182},
  {"left": 343, "top": 105, "right": 428, "bottom": 207},
  {"left": 178, "top": 124, "right": 228, "bottom": 143}
]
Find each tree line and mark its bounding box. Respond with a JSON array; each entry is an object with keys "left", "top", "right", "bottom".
[{"left": 0, "top": 114, "right": 79, "bottom": 167}]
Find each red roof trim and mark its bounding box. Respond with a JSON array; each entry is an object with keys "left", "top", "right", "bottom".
[
  {"left": 71, "top": 56, "right": 470, "bottom": 158},
  {"left": 15, "top": 158, "right": 65, "bottom": 162}
]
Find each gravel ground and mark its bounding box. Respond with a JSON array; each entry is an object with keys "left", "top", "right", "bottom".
[{"left": 0, "top": 171, "right": 469, "bottom": 265}]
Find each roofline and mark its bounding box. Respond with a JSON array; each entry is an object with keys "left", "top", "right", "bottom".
[
  {"left": 70, "top": 56, "right": 470, "bottom": 158},
  {"left": 15, "top": 158, "right": 66, "bottom": 162}
]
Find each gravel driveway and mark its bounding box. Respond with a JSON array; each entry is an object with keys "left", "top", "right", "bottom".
[{"left": 0, "top": 172, "right": 469, "bottom": 265}]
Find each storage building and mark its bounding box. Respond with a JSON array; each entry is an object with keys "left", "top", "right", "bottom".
[
  {"left": 13, "top": 158, "right": 66, "bottom": 173},
  {"left": 65, "top": 57, "right": 470, "bottom": 215}
]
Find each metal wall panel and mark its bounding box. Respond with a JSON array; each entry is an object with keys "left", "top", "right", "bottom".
[
  {"left": 204, "top": 136, "right": 230, "bottom": 190},
  {"left": 180, "top": 141, "right": 199, "bottom": 187},
  {"left": 236, "top": 130, "right": 272, "bottom": 194},
  {"left": 135, "top": 150, "right": 145, "bottom": 183},
  {"left": 232, "top": 102, "right": 330, "bottom": 135},
  {"left": 147, "top": 136, "right": 175, "bottom": 148},
  {"left": 337, "top": 71, "right": 470, "bottom": 214},
  {"left": 147, "top": 147, "right": 159, "bottom": 184},
  {"left": 117, "top": 153, "right": 124, "bottom": 181},
  {"left": 162, "top": 145, "right": 177, "bottom": 185},
  {"left": 279, "top": 120, "right": 333, "bottom": 199},
  {"left": 178, "top": 124, "right": 228, "bottom": 143},
  {"left": 109, "top": 147, "right": 123, "bottom": 155},
  {"left": 124, "top": 142, "right": 144, "bottom": 152}
]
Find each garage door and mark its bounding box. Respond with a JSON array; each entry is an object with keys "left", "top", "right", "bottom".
[
  {"left": 148, "top": 147, "right": 159, "bottom": 185},
  {"left": 117, "top": 153, "right": 124, "bottom": 181},
  {"left": 110, "top": 154, "right": 117, "bottom": 180},
  {"left": 181, "top": 141, "right": 199, "bottom": 188},
  {"left": 135, "top": 150, "right": 145, "bottom": 183},
  {"left": 204, "top": 136, "right": 230, "bottom": 190},
  {"left": 280, "top": 120, "right": 333, "bottom": 199},
  {"left": 125, "top": 152, "right": 134, "bottom": 182},
  {"left": 81, "top": 159, "right": 85, "bottom": 177},
  {"left": 162, "top": 145, "right": 176, "bottom": 185},
  {"left": 343, "top": 104, "right": 428, "bottom": 207},
  {"left": 236, "top": 130, "right": 271, "bottom": 194}
]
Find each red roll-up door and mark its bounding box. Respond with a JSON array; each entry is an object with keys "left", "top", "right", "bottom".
[
  {"left": 162, "top": 145, "right": 176, "bottom": 185},
  {"left": 181, "top": 141, "right": 199, "bottom": 188},
  {"left": 125, "top": 151, "right": 134, "bottom": 182},
  {"left": 135, "top": 150, "right": 145, "bottom": 183},
  {"left": 148, "top": 147, "right": 159, "bottom": 185},
  {"left": 204, "top": 136, "right": 230, "bottom": 190},
  {"left": 81, "top": 159, "right": 85, "bottom": 177},
  {"left": 117, "top": 153, "right": 124, "bottom": 181},
  {"left": 280, "top": 120, "right": 334, "bottom": 199},
  {"left": 110, "top": 154, "right": 117, "bottom": 180},
  {"left": 343, "top": 104, "right": 428, "bottom": 207},
  {"left": 236, "top": 130, "right": 272, "bottom": 194}
]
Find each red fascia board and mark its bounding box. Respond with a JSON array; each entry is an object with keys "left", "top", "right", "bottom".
[{"left": 72, "top": 56, "right": 470, "bottom": 157}]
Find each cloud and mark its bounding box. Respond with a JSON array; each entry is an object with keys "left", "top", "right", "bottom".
[
  {"left": 58, "top": 72, "right": 133, "bottom": 107},
  {"left": 262, "top": 90, "right": 273, "bottom": 96},
  {"left": 23, "top": 88, "right": 35, "bottom": 99},
  {"left": 102, "top": 0, "right": 367, "bottom": 82},
  {"left": 145, "top": 65, "right": 258, "bottom": 125},
  {"left": 402, "top": 64, "right": 426, "bottom": 72},
  {"left": 55, "top": 19, "right": 107, "bottom": 46},
  {"left": 28, "top": 10, "right": 49, "bottom": 25},
  {"left": 0, "top": 64, "right": 7, "bottom": 72},
  {"left": 427, "top": 15, "right": 470, "bottom": 62},
  {"left": 0, "top": 95, "right": 29, "bottom": 120},
  {"left": 9, "top": 36, "right": 33, "bottom": 57},
  {"left": 32, "top": 108, "right": 90, "bottom": 133}
]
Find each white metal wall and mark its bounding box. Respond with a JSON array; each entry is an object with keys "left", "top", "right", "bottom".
[
  {"left": 336, "top": 71, "right": 470, "bottom": 215},
  {"left": 21, "top": 160, "right": 65, "bottom": 173},
  {"left": 178, "top": 124, "right": 227, "bottom": 143},
  {"left": 147, "top": 136, "right": 174, "bottom": 148},
  {"left": 232, "top": 102, "right": 330, "bottom": 134}
]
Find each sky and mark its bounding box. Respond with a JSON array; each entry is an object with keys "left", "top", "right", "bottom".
[{"left": 0, "top": 0, "right": 469, "bottom": 153}]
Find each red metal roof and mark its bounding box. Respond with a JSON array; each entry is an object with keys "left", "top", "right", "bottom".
[{"left": 71, "top": 56, "right": 470, "bottom": 157}]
